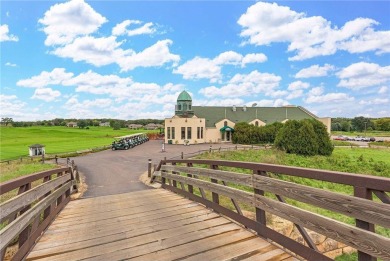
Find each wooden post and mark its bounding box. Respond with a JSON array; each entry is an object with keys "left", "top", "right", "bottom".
[
  {"left": 181, "top": 152, "right": 184, "bottom": 159},
  {"left": 55, "top": 155, "right": 58, "bottom": 164},
  {"left": 354, "top": 186, "right": 376, "bottom": 261},
  {"left": 148, "top": 159, "right": 152, "bottom": 178},
  {"left": 210, "top": 165, "right": 219, "bottom": 204},
  {"left": 254, "top": 170, "right": 267, "bottom": 226},
  {"left": 41, "top": 154, "right": 45, "bottom": 164}
]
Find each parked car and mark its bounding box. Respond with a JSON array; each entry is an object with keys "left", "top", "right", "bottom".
[
  {"left": 369, "top": 137, "right": 376, "bottom": 142},
  {"left": 334, "top": 135, "right": 347, "bottom": 141}
]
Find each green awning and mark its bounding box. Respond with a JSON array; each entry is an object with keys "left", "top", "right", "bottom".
[{"left": 220, "top": 126, "right": 234, "bottom": 132}]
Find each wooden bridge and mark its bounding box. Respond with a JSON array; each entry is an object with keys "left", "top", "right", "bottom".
[{"left": 1, "top": 159, "right": 389, "bottom": 261}]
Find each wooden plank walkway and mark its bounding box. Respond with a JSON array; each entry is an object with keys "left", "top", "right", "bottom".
[{"left": 26, "top": 189, "right": 296, "bottom": 261}]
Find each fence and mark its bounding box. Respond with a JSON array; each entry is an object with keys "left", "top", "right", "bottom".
[
  {"left": 154, "top": 159, "right": 390, "bottom": 261},
  {"left": 0, "top": 159, "right": 80, "bottom": 261}
]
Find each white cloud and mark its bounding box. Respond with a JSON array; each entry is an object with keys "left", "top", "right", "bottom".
[
  {"left": 378, "top": 86, "right": 388, "bottom": 94},
  {"left": 286, "top": 90, "right": 304, "bottom": 99},
  {"left": 249, "top": 99, "right": 289, "bottom": 107},
  {"left": 118, "top": 39, "right": 180, "bottom": 71},
  {"left": 0, "top": 24, "right": 18, "bottom": 42},
  {"left": 112, "top": 20, "right": 156, "bottom": 36},
  {"left": 174, "top": 57, "right": 222, "bottom": 83},
  {"left": 305, "top": 87, "right": 354, "bottom": 104},
  {"left": 238, "top": 2, "right": 390, "bottom": 60},
  {"left": 5, "top": 62, "right": 17, "bottom": 67},
  {"left": 196, "top": 98, "right": 245, "bottom": 107},
  {"left": 295, "top": 64, "right": 334, "bottom": 78},
  {"left": 241, "top": 53, "right": 267, "bottom": 67},
  {"left": 288, "top": 81, "right": 310, "bottom": 91},
  {"left": 32, "top": 88, "right": 61, "bottom": 102},
  {"left": 39, "top": 0, "right": 107, "bottom": 46},
  {"left": 174, "top": 51, "right": 267, "bottom": 82},
  {"left": 337, "top": 62, "right": 390, "bottom": 89},
  {"left": 199, "top": 70, "right": 281, "bottom": 98},
  {"left": 17, "top": 68, "right": 74, "bottom": 88},
  {"left": 359, "top": 98, "right": 389, "bottom": 105}
]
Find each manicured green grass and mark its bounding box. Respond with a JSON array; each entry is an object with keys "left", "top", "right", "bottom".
[
  {"left": 0, "top": 161, "right": 57, "bottom": 183},
  {"left": 0, "top": 126, "right": 152, "bottom": 160}
]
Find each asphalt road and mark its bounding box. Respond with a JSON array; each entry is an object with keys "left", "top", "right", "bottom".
[{"left": 71, "top": 140, "right": 236, "bottom": 198}]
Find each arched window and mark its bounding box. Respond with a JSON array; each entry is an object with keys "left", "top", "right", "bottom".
[
  {"left": 189, "top": 104, "right": 191, "bottom": 110},
  {"left": 224, "top": 121, "right": 227, "bottom": 126},
  {"left": 178, "top": 104, "right": 182, "bottom": 110},
  {"left": 255, "top": 121, "right": 259, "bottom": 126}
]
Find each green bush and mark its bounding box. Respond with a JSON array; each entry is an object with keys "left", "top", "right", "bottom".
[
  {"left": 233, "top": 122, "right": 284, "bottom": 144},
  {"left": 275, "top": 119, "right": 333, "bottom": 156}
]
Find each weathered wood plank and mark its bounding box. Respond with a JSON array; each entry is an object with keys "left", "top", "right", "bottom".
[
  {"left": 0, "top": 174, "right": 71, "bottom": 222},
  {"left": 183, "top": 237, "right": 271, "bottom": 261},
  {"left": 253, "top": 174, "right": 390, "bottom": 228},
  {"left": 240, "top": 248, "right": 291, "bottom": 261},
  {"left": 161, "top": 165, "right": 252, "bottom": 186},
  {"left": 254, "top": 194, "right": 390, "bottom": 260},
  {"left": 162, "top": 172, "right": 254, "bottom": 205},
  {"left": 29, "top": 220, "right": 238, "bottom": 261},
  {"left": 0, "top": 182, "right": 71, "bottom": 251}
]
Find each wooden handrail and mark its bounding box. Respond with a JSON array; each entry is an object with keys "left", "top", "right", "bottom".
[
  {"left": 0, "top": 164, "right": 80, "bottom": 261},
  {"left": 157, "top": 160, "right": 390, "bottom": 261}
]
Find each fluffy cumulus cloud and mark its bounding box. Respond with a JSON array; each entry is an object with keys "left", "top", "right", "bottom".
[
  {"left": 305, "top": 86, "right": 354, "bottom": 104},
  {"left": 32, "top": 88, "right": 61, "bottom": 102},
  {"left": 17, "top": 68, "right": 74, "bottom": 88},
  {"left": 39, "top": 0, "right": 107, "bottom": 46},
  {"left": 174, "top": 51, "right": 267, "bottom": 82},
  {"left": 112, "top": 20, "right": 156, "bottom": 37},
  {"left": 359, "top": 98, "right": 389, "bottom": 105},
  {"left": 238, "top": 2, "right": 390, "bottom": 60},
  {"left": 0, "top": 24, "right": 18, "bottom": 42},
  {"left": 337, "top": 62, "right": 390, "bottom": 89},
  {"left": 295, "top": 64, "right": 335, "bottom": 78},
  {"left": 199, "top": 70, "right": 281, "bottom": 98},
  {"left": 38, "top": 0, "right": 179, "bottom": 71},
  {"left": 287, "top": 81, "right": 310, "bottom": 91}
]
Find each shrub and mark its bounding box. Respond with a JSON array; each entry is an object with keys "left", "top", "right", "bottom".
[{"left": 275, "top": 119, "right": 333, "bottom": 156}]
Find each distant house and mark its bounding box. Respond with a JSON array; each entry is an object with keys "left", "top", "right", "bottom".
[
  {"left": 66, "top": 122, "right": 78, "bottom": 128},
  {"left": 99, "top": 122, "right": 110, "bottom": 127},
  {"left": 145, "top": 123, "right": 164, "bottom": 130},
  {"left": 128, "top": 124, "right": 144, "bottom": 129}
]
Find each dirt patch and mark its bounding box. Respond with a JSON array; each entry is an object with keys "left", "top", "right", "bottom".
[{"left": 139, "top": 171, "right": 161, "bottom": 189}]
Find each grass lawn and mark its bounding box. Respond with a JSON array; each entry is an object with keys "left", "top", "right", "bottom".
[{"left": 0, "top": 126, "right": 153, "bottom": 160}]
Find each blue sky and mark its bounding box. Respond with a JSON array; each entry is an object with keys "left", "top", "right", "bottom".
[{"left": 1, "top": 0, "right": 389, "bottom": 121}]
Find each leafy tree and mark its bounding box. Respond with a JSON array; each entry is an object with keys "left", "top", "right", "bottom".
[
  {"left": 275, "top": 119, "right": 333, "bottom": 156},
  {"left": 374, "top": 118, "right": 390, "bottom": 131},
  {"left": 351, "top": 117, "right": 374, "bottom": 132},
  {"left": 1, "top": 117, "right": 13, "bottom": 126},
  {"left": 78, "top": 120, "right": 88, "bottom": 129},
  {"left": 113, "top": 121, "right": 121, "bottom": 130}
]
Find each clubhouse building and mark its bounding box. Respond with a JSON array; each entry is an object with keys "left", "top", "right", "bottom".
[{"left": 165, "top": 91, "right": 331, "bottom": 145}]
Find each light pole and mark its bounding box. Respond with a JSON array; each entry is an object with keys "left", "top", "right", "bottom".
[{"left": 364, "top": 122, "right": 367, "bottom": 137}]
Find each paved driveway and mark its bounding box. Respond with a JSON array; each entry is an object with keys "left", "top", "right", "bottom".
[{"left": 71, "top": 140, "right": 236, "bottom": 198}]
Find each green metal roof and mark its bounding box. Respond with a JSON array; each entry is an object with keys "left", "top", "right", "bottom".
[
  {"left": 177, "top": 91, "right": 192, "bottom": 101},
  {"left": 192, "top": 106, "right": 318, "bottom": 128}
]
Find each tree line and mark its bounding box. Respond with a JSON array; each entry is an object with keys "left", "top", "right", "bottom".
[
  {"left": 331, "top": 117, "right": 390, "bottom": 132},
  {"left": 2, "top": 118, "right": 164, "bottom": 128}
]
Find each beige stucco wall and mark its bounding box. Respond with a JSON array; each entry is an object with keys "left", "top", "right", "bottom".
[
  {"left": 165, "top": 117, "right": 206, "bottom": 145},
  {"left": 249, "top": 119, "right": 266, "bottom": 126},
  {"left": 318, "top": 117, "right": 331, "bottom": 134}
]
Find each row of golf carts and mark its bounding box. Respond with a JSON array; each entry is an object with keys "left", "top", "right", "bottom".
[{"left": 112, "top": 133, "right": 149, "bottom": 150}]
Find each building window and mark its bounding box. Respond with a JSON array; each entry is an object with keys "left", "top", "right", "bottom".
[
  {"left": 183, "top": 103, "right": 187, "bottom": 111},
  {"left": 197, "top": 127, "right": 200, "bottom": 139},
  {"left": 178, "top": 104, "right": 182, "bottom": 110},
  {"left": 224, "top": 121, "right": 227, "bottom": 126},
  {"left": 255, "top": 121, "right": 259, "bottom": 126},
  {"left": 201, "top": 127, "right": 203, "bottom": 139},
  {"left": 187, "top": 127, "right": 192, "bottom": 139},
  {"left": 181, "top": 127, "right": 185, "bottom": 139},
  {"left": 189, "top": 104, "right": 192, "bottom": 110},
  {"left": 172, "top": 127, "right": 175, "bottom": 139},
  {"left": 167, "top": 127, "right": 171, "bottom": 139}
]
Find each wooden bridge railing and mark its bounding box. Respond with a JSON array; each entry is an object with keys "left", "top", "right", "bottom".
[
  {"left": 155, "top": 159, "right": 390, "bottom": 261},
  {"left": 0, "top": 161, "right": 80, "bottom": 261}
]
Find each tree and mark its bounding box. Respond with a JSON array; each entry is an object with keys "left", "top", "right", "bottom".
[
  {"left": 78, "top": 120, "right": 87, "bottom": 129},
  {"left": 374, "top": 118, "right": 390, "bottom": 131},
  {"left": 351, "top": 117, "right": 373, "bottom": 132},
  {"left": 275, "top": 119, "right": 333, "bottom": 156},
  {"left": 1, "top": 117, "right": 13, "bottom": 126},
  {"left": 113, "top": 121, "right": 121, "bottom": 130}
]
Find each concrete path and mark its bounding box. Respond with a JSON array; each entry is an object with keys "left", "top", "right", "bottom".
[{"left": 70, "top": 140, "right": 236, "bottom": 198}]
